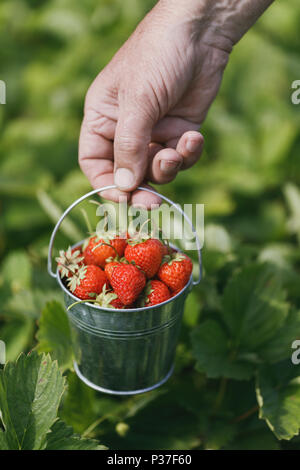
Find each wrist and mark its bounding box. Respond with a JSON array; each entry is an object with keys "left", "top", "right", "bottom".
[{"left": 157, "top": 0, "right": 274, "bottom": 47}]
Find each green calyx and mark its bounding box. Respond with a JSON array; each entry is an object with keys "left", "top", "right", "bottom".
[
  {"left": 138, "top": 281, "right": 154, "bottom": 307},
  {"left": 67, "top": 265, "right": 87, "bottom": 292},
  {"left": 95, "top": 284, "right": 118, "bottom": 308},
  {"left": 161, "top": 252, "right": 185, "bottom": 266},
  {"left": 55, "top": 246, "right": 84, "bottom": 278},
  {"left": 66, "top": 284, "right": 116, "bottom": 310},
  {"left": 127, "top": 236, "right": 149, "bottom": 246}
]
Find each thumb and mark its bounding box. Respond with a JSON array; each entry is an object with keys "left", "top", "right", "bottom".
[{"left": 114, "top": 105, "right": 154, "bottom": 192}]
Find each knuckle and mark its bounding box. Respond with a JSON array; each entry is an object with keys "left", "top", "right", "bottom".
[
  {"left": 115, "top": 135, "right": 144, "bottom": 156},
  {"left": 83, "top": 109, "right": 109, "bottom": 136}
]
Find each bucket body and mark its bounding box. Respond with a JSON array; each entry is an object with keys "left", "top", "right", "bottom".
[
  {"left": 62, "top": 276, "right": 191, "bottom": 395},
  {"left": 48, "top": 185, "right": 202, "bottom": 395}
]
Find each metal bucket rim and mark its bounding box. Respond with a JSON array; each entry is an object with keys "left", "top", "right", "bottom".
[{"left": 57, "top": 266, "right": 192, "bottom": 313}]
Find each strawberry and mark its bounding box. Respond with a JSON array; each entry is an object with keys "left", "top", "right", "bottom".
[
  {"left": 109, "top": 297, "right": 125, "bottom": 309},
  {"left": 160, "top": 243, "right": 169, "bottom": 257},
  {"left": 157, "top": 242, "right": 177, "bottom": 257},
  {"left": 124, "top": 238, "right": 162, "bottom": 279},
  {"left": 83, "top": 235, "right": 126, "bottom": 268},
  {"left": 56, "top": 246, "right": 84, "bottom": 278},
  {"left": 158, "top": 252, "right": 193, "bottom": 293},
  {"left": 150, "top": 238, "right": 169, "bottom": 257},
  {"left": 95, "top": 285, "right": 124, "bottom": 309},
  {"left": 141, "top": 280, "right": 171, "bottom": 307},
  {"left": 68, "top": 265, "right": 109, "bottom": 300},
  {"left": 104, "top": 260, "right": 121, "bottom": 282},
  {"left": 110, "top": 263, "right": 146, "bottom": 305}
]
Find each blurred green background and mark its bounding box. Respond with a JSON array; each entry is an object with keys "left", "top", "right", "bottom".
[{"left": 1, "top": 0, "right": 300, "bottom": 450}]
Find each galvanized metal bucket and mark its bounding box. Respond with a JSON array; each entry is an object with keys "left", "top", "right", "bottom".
[{"left": 48, "top": 185, "right": 202, "bottom": 395}]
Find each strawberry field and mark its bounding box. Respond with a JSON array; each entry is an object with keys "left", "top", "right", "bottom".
[{"left": 1, "top": 0, "right": 300, "bottom": 450}]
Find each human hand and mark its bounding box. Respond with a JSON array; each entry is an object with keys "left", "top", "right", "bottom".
[{"left": 79, "top": 0, "right": 273, "bottom": 207}]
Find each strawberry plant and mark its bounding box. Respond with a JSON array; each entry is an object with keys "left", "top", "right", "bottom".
[
  {"left": 1, "top": 0, "right": 300, "bottom": 451},
  {"left": 0, "top": 351, "right": 105, "bottom": 450}
]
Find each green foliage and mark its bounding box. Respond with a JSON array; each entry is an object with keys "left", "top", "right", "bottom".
[
  {"left": 256, "top": 361, "right": 300, "bottom": 440},
  {"left": 191, "top": 319, "right": 256, "bottom": 380},
  {"left": 0, "top": 352, "right": 65, "bottom": 450},
  {"left": 191, "top": 264, "right": 293, "bottom": 380},
  {"left": 1, "top": 0, "right": 300, "bottom": 451},
  {"left": 36, "top": 300, "right": 73, "bottom": 371},
  {"left": 0, "top": 352, "right": 104, "bottom": 450},
  {"left": 45, "top": 420, "right": 106, "bottom": 450}
]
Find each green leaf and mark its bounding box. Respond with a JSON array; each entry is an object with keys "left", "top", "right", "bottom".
[
  {"left": 103, "top": 391, "right": 201, "bottom": 450},
  {"left": 191, "top": 320, "right": 255, "bottom": 380},
  {"left": 60, "top": 372, "right": 97, "bottom": 434},
  {"left": 1, "top": 251, "right": 32, "bottom": 292},
  {"left": 0, "top": 352, "right": 65, "bottom": 450},
  {"left": 4, "top": 288, "right": 64, "bottom": 320},
  {"left": 0, "top": 318, "right": 34, "bottom": 361},
  {"left": 36, "top": 301, "right": 73, "bottom": 371},
  {"left": 257, "top": 310, "right": 300, "bottom": 363},
  {"left": 191, "top": 265, "right": 295, "bottom": 380},
  {"left": 0, "top": 431, "right": 9, "bottom": 450},
  {"left": 204, "top": 224, "right": 232, "bottom": 253},
  {"left": 226, "top": 428, "right": 280, "bottom": 450},
  {"left": 45, "top": 420, "right": 106, "bottom": 450},
  {"left": 203, "top": 420, "right": 237, "bottom": 450},
  {"left": 256, "top": 361, "right": 300, "bottom": 440},
  {"left": 222, "top": 264, "right": 289, "bottom": 350},
  {"left": 36, "top": 189, "right": 84, "bottom": 243},
  {"left": 284, "top": 182, "right": 300, "bottom": 242}
]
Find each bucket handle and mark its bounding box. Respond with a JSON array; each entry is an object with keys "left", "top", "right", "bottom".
[{"left": 48, "top": 185, "right": 202, "bottom": 286}]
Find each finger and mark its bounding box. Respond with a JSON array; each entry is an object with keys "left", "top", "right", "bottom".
[
  {"left": 152, "top": 116, "right": 199, "bottom": 143},
  {"left": 79, "top": 120, "right": 130, "bottom": 202},
  {"left": 131, "top": 183, "right": 162, "bottom": 209},
  {"left": 148, "top": 147, "right": 183, "bottom": 184},
  {"left": 175, "top": 130, "right": 204, "bottom": 169},
  {"left": 114, "top": 103, "right": 154, "bottom": 192},
  {"left": 164, "top": 131, "right": 204, "bottom": 167},
  {"left": 147, "top": 131, "right": 203, "bottom": 183},
  {"left": 148, "top": 142, "right": 164, "bottom": 160}
]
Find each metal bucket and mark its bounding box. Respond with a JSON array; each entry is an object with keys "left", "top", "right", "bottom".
[{"left": 48, "top": 185, "right": 202, "bottom": 395}]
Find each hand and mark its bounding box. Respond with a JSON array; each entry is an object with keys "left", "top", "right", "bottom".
[{"left": 79, "top": 0, "right": 273, "bottom": 207}]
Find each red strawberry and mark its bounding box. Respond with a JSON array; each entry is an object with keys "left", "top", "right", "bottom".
[
  {"left": 110, "top": 264, "right": 146, "bottom": 305},
  {"left": 104, "top": 261, "right": 121, "bottom": 282},
  {"left": 56, "top": 246, "right": 84, "bottom": 278},
  {"left": 150, "top": 238, "right": 169, "bottom": 257},
  {"left": 158, "top": 253, "right": 193, "bottom": 293},
  {"left": 141, "top": 280, "right": 171, "bottom": 307},
  {"left": 112, "top": 236, "right": 128, "bottom": 255},
  {"left": 95, "top": 285, "right": 124, "bottom": 309},
  {"left": 124, "top": 238, "right": 162, "bottom": 279},
  {"left": 160, "top": 243, "right": 169, "bottom": 257},
  {"left": 83, "top": 235, "right": 126, "bottom": 268},
  {"left": 109, "top": 297, "right": 125, "bottom": 309},
  {"left": 68, "top": 265, "right": 109, "bottom": 300}
]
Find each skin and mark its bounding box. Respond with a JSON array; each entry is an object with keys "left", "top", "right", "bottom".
[{"left": 79, "top": 0, "right": 274, "bottom": 208}]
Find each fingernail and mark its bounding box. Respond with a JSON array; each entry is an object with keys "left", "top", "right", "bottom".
[
  {"left": 114, "top": 168, "right": 135, "bottom": 190},
  {"left": 160, "top": 160, "right": 181, "bottom": 174},
  {"left": 186, "top": 138, "right": 201, "bottom": 153}
]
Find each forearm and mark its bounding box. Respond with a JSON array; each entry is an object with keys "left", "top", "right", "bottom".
[{"left": 158, "top": 0, "right": 274, "bottom": 50}]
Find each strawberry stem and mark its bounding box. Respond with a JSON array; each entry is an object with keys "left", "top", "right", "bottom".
[
  {"left": 80, "top": 208, "right": 93, "bottom": 236},
  {"left": 67, "top": 298, "right": 100, "bottom": 311},
  {"left": 92, "top": 241, "right": 119, "bottom": 258},
  {"left": 138, "top": 218, "right": 151, "bottom": 237}
]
